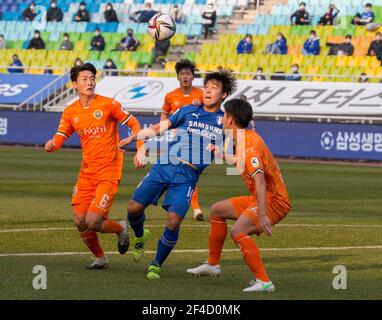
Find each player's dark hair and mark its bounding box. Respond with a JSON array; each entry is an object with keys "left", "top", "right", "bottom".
[
  {"left": 204, "top": 68, "right": 237, "bottom": 99},
  {"left": 224, "top": 99, "right": 253, "bottom": 129},
  {"left": 70, "top": 63, "right": 97, "bottom": 82},
  {"left": 175, "top": 59, "right": 196, "bottom": 75}
]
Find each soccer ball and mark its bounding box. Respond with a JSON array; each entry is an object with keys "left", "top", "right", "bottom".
[{"left": 147, "top": 13, "right": 176, "bottom": 41}]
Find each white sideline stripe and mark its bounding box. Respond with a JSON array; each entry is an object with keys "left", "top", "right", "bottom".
[
  {"left": 1, "top": 245, "right": 382, "bottom": 257},
  {"left": 0, "top": 223, "right": 382, "bottom": 234}
]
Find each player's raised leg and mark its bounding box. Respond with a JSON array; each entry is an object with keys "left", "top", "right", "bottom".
[
  {"left": 187, "top": 199, "right": 236, "bottom": 276},
  {"left": 230, "top": 214, "right": 274, "bottom": 292}
]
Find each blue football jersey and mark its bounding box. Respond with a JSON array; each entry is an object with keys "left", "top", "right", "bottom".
[{"left": 164, "top": 105, "right": 224, "bottom": 174}]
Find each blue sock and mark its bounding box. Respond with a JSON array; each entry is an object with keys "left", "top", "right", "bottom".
[
  {"left": 127, "top": 212, "right": 145, "bottom": 238},
  {"left": 152, "top": 227, "right": 179, "bottom": 267}
]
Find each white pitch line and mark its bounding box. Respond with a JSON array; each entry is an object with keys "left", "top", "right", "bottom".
[
  {"left": 0, "top": 223, "right": 382, "bottom": 234},
  {"left": 1, "top": 245, "right": 382, "bottom": 257}
]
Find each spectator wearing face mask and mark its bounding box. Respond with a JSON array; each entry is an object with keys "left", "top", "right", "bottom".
[
  {"left": 103, "top": 59, "right": 118, "bottom": 76},
  {"left": 202, "top": 3, "right": 217, "bottom": 39},
  {"left": 266, "top": 32, "right": 288, "bottom": 55},
  {"left": 291, "top": 2, "right": 311, "bottom": 25},
  {"left": 367, "top": 32, "right": 382, "bottom": 63},
  {"left": 73, "top": 58, "right": 83, "bottom": 67},
  {"left": 74, "top": 2, "right": 90, "bottom": 22},
  {"left": 285, "top": 64, "right": 301, "bottom": 81},
  {"left": 358, "top": 73, "right": 369, "bottom": 83},
  {"left": 130, "top": 2, "right": 157, "bottom": 23},
  {"left": 60, "top": 33, "right": 73, "bottom": 50},
  {"left": 116, "top": 29, "right": 139, "bottom": 51},
  {"left": 104, "top": 2, "right": 119, "bottom": 23},
  {"left": 91, "top": 28, "right": 105, "bottom": 51},
  {"left": 47, "top": 0, "right": 63, "bottom": 22},
  {"left": 22, "top": 2, "right": 37, "bottom": 21},
  {"left": 352, "top": 3, "right": 375, "bottom": 25},
  {"left": 8, "top": 55, "right": 23, "bottom": 74},
  {"left": 253, "top": 67, "right": 266, "bottom": 80},
  {"left": 318, "top": 4, "right": 339, "bottom": 26},
  {"left": 302, "top": 30, "right": 320, "bottom": 55},
  {"left": 236, "top": 34, "right": 254, "bottom": 54},
  {"left": 28, "top": 30, "right": 45, "bottom": 49},
  {"left": 171, "top": 5, "right": 184, "bottom": 24},
  {"left": 327, "top": 34, "right": 354, "bottom": 56}
]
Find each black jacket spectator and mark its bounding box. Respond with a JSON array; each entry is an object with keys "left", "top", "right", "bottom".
[
  {"left": 47, "top": 1, "right": 63, "bottom": 22},
  {"left": 132, "top": 2, "right": 157, "bottom": 23},
  {"left": 28, "top": 32, "right": 45, "bottom": 49},
  {"left": 103, "top": 59, "right": 118, "bottom": 76},
  {"left": 22, "top": 3, "right": 37, "bottom": 21},
  {"left": 291, "top": 2, "right": 310, "bottom": 25},
  {"left": 327, "top": 35, "right": 354, "bottom": 56},
  {"left": 74, "top": 3, "right": 90, "bottom": 22},
  {"left": 116, "top": 30, "right": 139, "bottom": 51},
  {"left": 202, "top": 4, "right": 217, "bottom": 39},
  {"left": 367, "top": 34, "right": 382, "bottom": 61},
  {"left": 104, "top": 3, "right": 119, "bottom": 23},
  {"left": 91, "top": 30, "right": 105, "bottom": 51},
  {"left": 60, "top": 33, "right": 73, "bottom": 50}
]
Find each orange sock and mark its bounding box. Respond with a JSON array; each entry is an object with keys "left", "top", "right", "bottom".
[
  {"left": 231, "top": 233, "right": 270, "bottom": 282},
  {"left": 101, "top": 220, "right": 123, "bottom": 234},
  {"left": 80, "top": 229, "right": 104, "bottom": 259},
  {"left": 191, "top": 187, "right": 201, "bottom": 210},
  {"left": 207, "top": 217, "right": 227, "bottom": 265}
]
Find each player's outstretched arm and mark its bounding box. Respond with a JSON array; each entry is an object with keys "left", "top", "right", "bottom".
[
  {"left": 44, "top": 134, "right": 67, "bottom": 153},
  {"left": 254, "top": 173, "right": 272, "bottom": 236},
  {"left": 119, "top": 120, "right": 171, "bottom": 149}
]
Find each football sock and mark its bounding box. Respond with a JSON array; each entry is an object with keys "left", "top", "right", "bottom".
[
  {"left": 101, "top": 219, "right": 123, "bottom": 234},
  {"left": 207, "top": 217, "right": 227, "bottom": 265},
  {"left": 231, "top": 233, "right": 270, "bottom": 282},
  {"left": 128, "top": 212, "right": 145, "bottom": 238},
  {"left": 191, "top": 187, "right": 201, "bottom": 210},
  {"left": 152, "top": 227, "right": 179, "bottom": 267},
  {"left": 79, "top": 229, "right": 104, "bottom": 259}
]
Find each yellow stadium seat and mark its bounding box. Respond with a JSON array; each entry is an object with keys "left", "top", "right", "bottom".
[
  {"left": 165, "top": 61, "right": 176, "bottom": 71},
  {"left": 147, "top": 71, "right": 159, "bottom": 77},
  {"left": 120, "top": 51, "right": 132, "bottom": 62},
  {"left": 347, "top": 56, "right": 359, "bottom": 67},
  {"left": 291, "top": 54, "right": 303, "bottom": 65},
  {"left": 358, "top": 56, "right": 372, "bottom": 67},
  {"left": 288, "top": 45, "right": 302, "bottom": 56},
  {"left": 369, "top": 56, "right": 381, "bottom": 67},
  {"left": 336, "top": 56, "right": 348, "bottom": 67},
  {"left": 365, "top": 66, "right": 376, "bottom": 76},
  {"left": 124, "top": 61, "right": 137, "bottom": 71}
]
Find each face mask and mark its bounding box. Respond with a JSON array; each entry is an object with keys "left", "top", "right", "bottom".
[
  {"left": 361, "top": 76, "right": 367, "bottom": 81},
  {"left": 34, "top": 34, "right": 39, "bottom": 38},
  {"left": 208, "top": 5, "right": 213, "bottom": 9},
  {"left": 277, "top": 36, "right": 282, "bottom": 41},
  {"left": 95, "top": 32, "right": 100, "bottom": 36},
  {"left": 106, "top": 62, "right": 112, "bottom": 67},
  {"left": 292, "top": 67, "right": 298, "bottom": 72},
  {"left": 377, "top": 36, "right": 381, "bottom": 41},
  {"left": 310, "top": 35, "right": 315, "bottom": 39},
  {"left": 51, "top": 4, "right": 56, "bottom": 8},
  {"left": 299, "top": 6, "right": 305, "bottom": 10},
  {"left": 80, "top": 6, "right": 85, "bottom": 10}
]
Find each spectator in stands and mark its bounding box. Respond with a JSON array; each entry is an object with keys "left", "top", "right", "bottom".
[
  {"left": 0, "top": 34, "right": 6, "bottom": 49},
  {"left": 74, "top": 58, "right": 83, "bottom": 67},
  {"left": 302, "top": 30, "right": 320, "bottom": 55},
  {"left": 327, "top": 34, "right": 354, "bottom": 56},
  {"left": 266, "top": 32, "right": 288, "bottom": 55},
  {"left": 285, "top": 64, "right": 302, "bottom": 81},
  {"left": 130, "top": 2, "right": 157, "bottom": 23},
  {"left": 318, "top": 4, "right": 339, "bottom": 26},
  {"left": 171, "top": 5, "right": 184, "bottom": 24},
  {"left": 367, "top": 32, "right": 382, "bottom": 63},
  {"left": 202, "top": 3, "right": 217, "bottom": 39},
  {"left": 22, "top": 2, "right": 37, "bottom": 21},
  {"left": 74, "top": 2, "right": 90, "bottom": 22},
  {"left": 8, "top": 55, "right": 23, "bottom": 74},
  {"left": 103, "top": 59, "right": 118, "bottom": 76},
  {"left": 236, "top": 34, "right": 254, "bottom": 54},
  {"left": 290, "top": 2, "right": 310, "bottom": 25},
  {"left": 116, "top": 29, "right": 139, "bottom": 51},
  {"left": 352, "top": 3, "right": 375, "bottom": 25},
  {"left": 104, "top": 2, "right": 119, "bottom": 23},
  {"left": 253, "top": 67, "right": 266, "bottom": 80},
  {"left": 28, "top": 30, "right": 45, "bottom": 50},
  {"left": 60, "top": 33, "right": 73, "bottom": 50},
  {"left": 153, "top": 39, "right": 171, "bottom": 65},
  {"left": 47, "top": 0, "right": 63, "bottom": 22},
  {"left": 91, "top": 28, "right": 105, "bottom": 51},
  {"left": 358, "top": 73, "right": 369, "bottom": 83}
]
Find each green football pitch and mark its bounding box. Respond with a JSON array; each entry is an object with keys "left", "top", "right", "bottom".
[{"left": 0, "top": 146, "right": 381, "bottom": 300}]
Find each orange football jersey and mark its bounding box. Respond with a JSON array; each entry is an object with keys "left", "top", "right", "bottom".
[
  {"left": 236, "top": 130, "right": 291, "bottom": 209},
  {"left": 52, "top": 95, "right": 142, "bottom": 181},
  {"left": 162, "top": 87, "right": 203, "bottom": 114}
]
